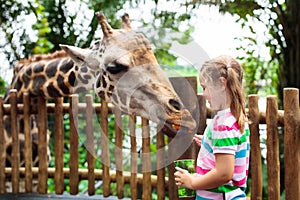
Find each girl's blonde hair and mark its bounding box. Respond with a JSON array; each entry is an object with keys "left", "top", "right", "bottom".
[{"left": 200, "top": 55, "right": 247, "bottom": 133}]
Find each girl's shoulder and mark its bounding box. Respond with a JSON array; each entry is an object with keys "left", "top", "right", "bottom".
[{"left": 213, "top": 109, "right": 238, "bottom": 131}]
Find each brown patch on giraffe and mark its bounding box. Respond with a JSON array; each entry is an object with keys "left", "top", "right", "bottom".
[{"left": 131, "top": 47, "right": 157, "bottom": 67}]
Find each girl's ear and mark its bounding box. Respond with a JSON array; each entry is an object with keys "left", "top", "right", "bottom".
[{"left": 219, "top": 77, "right": 227, "bottom": 89}]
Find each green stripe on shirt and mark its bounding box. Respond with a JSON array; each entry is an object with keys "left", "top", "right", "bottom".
[
  {"left": 212, "top": 137, "right": 239, "bottom": 147},
  {"left": 208, "top": 185, "right": 246, "bottom": 193}
]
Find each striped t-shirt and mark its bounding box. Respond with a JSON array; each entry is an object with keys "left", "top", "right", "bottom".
[{"left": 196, "top": 108, "right": 250, "bottom": 200}]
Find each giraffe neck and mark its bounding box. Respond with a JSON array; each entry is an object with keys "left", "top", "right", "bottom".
[{"left": 8, "top": 56, "right": 97, "bottom": 102}]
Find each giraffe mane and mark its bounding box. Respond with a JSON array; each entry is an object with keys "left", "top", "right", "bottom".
[
  {"left": 14, "top": 50, "right": 68, "bottom": 74},
  {"left": 18, "top": 50, "right": 68, "bottom": 64}
]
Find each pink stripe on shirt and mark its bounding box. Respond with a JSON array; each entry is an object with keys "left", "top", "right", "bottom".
[
  {"left": 201, "top": 156, "right": 215, "bottom": 166},
  {"left": 232, "top": 177, "right": 247, "bottom": 186},
  {"left": 234, "top": 165, "right": 246, "bottom": 173},
  {"left": 213, "top": 121, "right": 239, "bottom": 132},
  {"left": 196, "top": 166, "right": 210, "bottom": 175}
]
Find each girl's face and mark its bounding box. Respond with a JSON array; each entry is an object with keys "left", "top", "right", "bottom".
[{"left": 200, "top": 77, "right": 227, "bottom": 110}]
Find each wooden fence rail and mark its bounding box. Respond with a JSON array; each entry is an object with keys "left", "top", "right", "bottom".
[{"left": 0, "top": 84, "right": 299, "bottom": 199}]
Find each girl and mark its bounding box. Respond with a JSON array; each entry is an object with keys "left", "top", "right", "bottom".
[{"left": 174, "top": 55, "right": 250, "bottom": 199}]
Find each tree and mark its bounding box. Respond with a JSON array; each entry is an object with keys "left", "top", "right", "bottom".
[
  {"left": 0, "top": 0, "right": 194, "bottom": 74},
  {"left": 189, "top": 0, "right": 300, "bottom": 105}
]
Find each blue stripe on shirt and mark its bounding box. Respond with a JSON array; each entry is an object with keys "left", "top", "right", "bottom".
[
  {"left": 196, "top": 195, "right": 214, "bottom": 200},
  {"left": 202, "top": 141, "right": 213, "bottom": 154},
  {"left": 235, "top": 149, "right": 247, "bottom": 158}
]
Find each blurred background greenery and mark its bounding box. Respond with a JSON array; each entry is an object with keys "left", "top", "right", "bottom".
[{"left": 1, "top": 0, "right": 299, "bottom": 199}]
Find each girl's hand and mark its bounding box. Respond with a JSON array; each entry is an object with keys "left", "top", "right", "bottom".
[
  {"left": 193, "top": 134, "right": 203, "bottom": 147},
  {"left": 174, "top": 167, "right": 194, "bottom": 189}
]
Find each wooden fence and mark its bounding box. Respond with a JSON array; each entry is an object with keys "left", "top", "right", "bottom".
[{"left": 0, "top": 78, "right": 299, "bottom": 200}]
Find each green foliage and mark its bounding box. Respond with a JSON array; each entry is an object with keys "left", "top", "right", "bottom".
[
  {"left": 217, "top": 1, "right": 281, "bottom": 98},
  {"left": 239, "top": 48, "right": 279, "bottom": 97},
  {"left": 187, "top": 0, "right": 300, "bottom": 106},
  {"left": 142, "top": 8, "right": 195, "bottom": 67},
  {"left": 31, "top": 1, "right": 54, "bottom": 53},
  {"left": 0, "top": 76, "right": 8, "bottom": 96},
  {"left": 0, "top": 0, "right": 34, "bottom": 61},
  {"left": 222, "top": 1, "right": 299, "bottom": 103}
]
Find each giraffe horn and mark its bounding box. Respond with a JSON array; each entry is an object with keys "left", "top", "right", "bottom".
[
  {"left": 121, "top": 13, "right": 132, "bottom": 30},
  {"left": 96, "top": 12, "right": 113, "bottom": 37}
]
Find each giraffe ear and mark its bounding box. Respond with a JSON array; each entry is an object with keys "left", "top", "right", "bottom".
[{"left": 60, "top": 44, "right": 99, "bottom": 69}]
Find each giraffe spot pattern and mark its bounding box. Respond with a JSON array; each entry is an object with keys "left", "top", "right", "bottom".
[
  {"left": 78, "top": 74, "right": 89, "bottom": 84},
  {"left": 57, "top": 75, "right": 70, "bottom": 95},
  {"left": 25, "top": 67, "right": 32, "bottom": 76},
  {"left": 33, "top": 62, "right": 45, "bottom": 73},
  {"left": 80, "top": 67, "right": 88, "bottom": 73},
  {"left": 102, "top": 75, "right": 107, "bottom": 88},
  {"left": 108, "top": 84, "right": 114, "bottom": 91},
  {"left": 47, "top": 83, "right": 61, "bottom": 98},
  {"left": 96, "top": 77, "right": 101, "bottom": 88},
  {"left": 60, "top": 59, "right": 74, "bottom": 73},
  {"left": 45, "top": 60, "right": 59, "bottom": 78},
  {"left": 98, "top": 91, "right": 105, "bottom": 99},
  {"left": 22, "top": 74, "right": 30, "bottom": 89},
  {"left": 14, "top": 77, "right": 23, "bottom": 91},
  {"left": 75, "top": 87, "right": 86, "bottom": 94},
  {"left": 32, "top": 75, "right": 46, "bottom": 96},
  {"left": 68, "top": 71, "right": 76, "bottom": 87}
]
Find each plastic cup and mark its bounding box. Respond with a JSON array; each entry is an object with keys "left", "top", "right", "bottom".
[{"left": 174, "top": 159, "right": 196, "bottom": 198}]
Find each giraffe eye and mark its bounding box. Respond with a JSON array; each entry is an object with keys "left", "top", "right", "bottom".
[{"left": 105, "top": 62, "right": 128, "bottom": 74}]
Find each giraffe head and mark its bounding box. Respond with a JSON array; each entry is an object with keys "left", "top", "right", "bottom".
[{"left": 60, "top": 12, "right": 196, "bottom": 132}]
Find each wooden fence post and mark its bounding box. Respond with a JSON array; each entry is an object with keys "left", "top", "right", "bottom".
[
  {"left": 0, "top": 96, "right": 5, "bottom": 194},
  {"left": 156, "top": 126, "right": 166, "bottom": 200},
  {"left": 283, "top": 88, "right": 300, "bottom": 200},
  {"left": 129, "top": 115, "right": 138, "bottom": 199},
  {"left": 10, "top": 89, "right": 19, "bottom": 193},
  {"left": 114, "top": 107, "right": 124, "bottom": 198},
  {"left": 142, "top": 118, "right": 151, "bottom": 200},
  {"left": 69, "top": 94, "right": 79, "bottom": 195},
  {"left": 23, "top": 93, "right": 33, "bottom": 193},
  {"left": 37, "top": 96, "right": 48, "bottom": 194},
  {"left": 248, "top": 94, "right": 262, "bottom": 199},
  {"left": 168, "top": 136, "right": 177, "bottom": 200},
  {"left": 86, "top": 95, "right": 95, "bottom": 195},
  {"left": 54, "top": 97, "right": 64, "bottom": 194},
  {"left": 266, "top": 95, "right": 280, "bottom": 200},
  {"left": 100, "top": 99, "right": 111, "bottom": 197}
]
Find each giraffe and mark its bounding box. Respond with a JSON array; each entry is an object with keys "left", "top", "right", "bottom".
[
  {"left": 2, "top": 49, "right": 97, "bottom": 192},
  {"left": 60, "top": 12, "right": 196, "bottom": 130},
  {"left": 3, "top": 48, "right": 98, "bottom": 166},
  {"left": 2, "top": 12, "right": 196, "bottom": 191}
]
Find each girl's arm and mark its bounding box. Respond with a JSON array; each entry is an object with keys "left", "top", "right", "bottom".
[{"left": 174, "top": 153, "right": 234, "bottom": 190}]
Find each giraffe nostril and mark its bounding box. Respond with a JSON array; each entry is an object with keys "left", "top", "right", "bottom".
[{"left": 168, "top": 99, "right": 181, "bottom": 111}]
